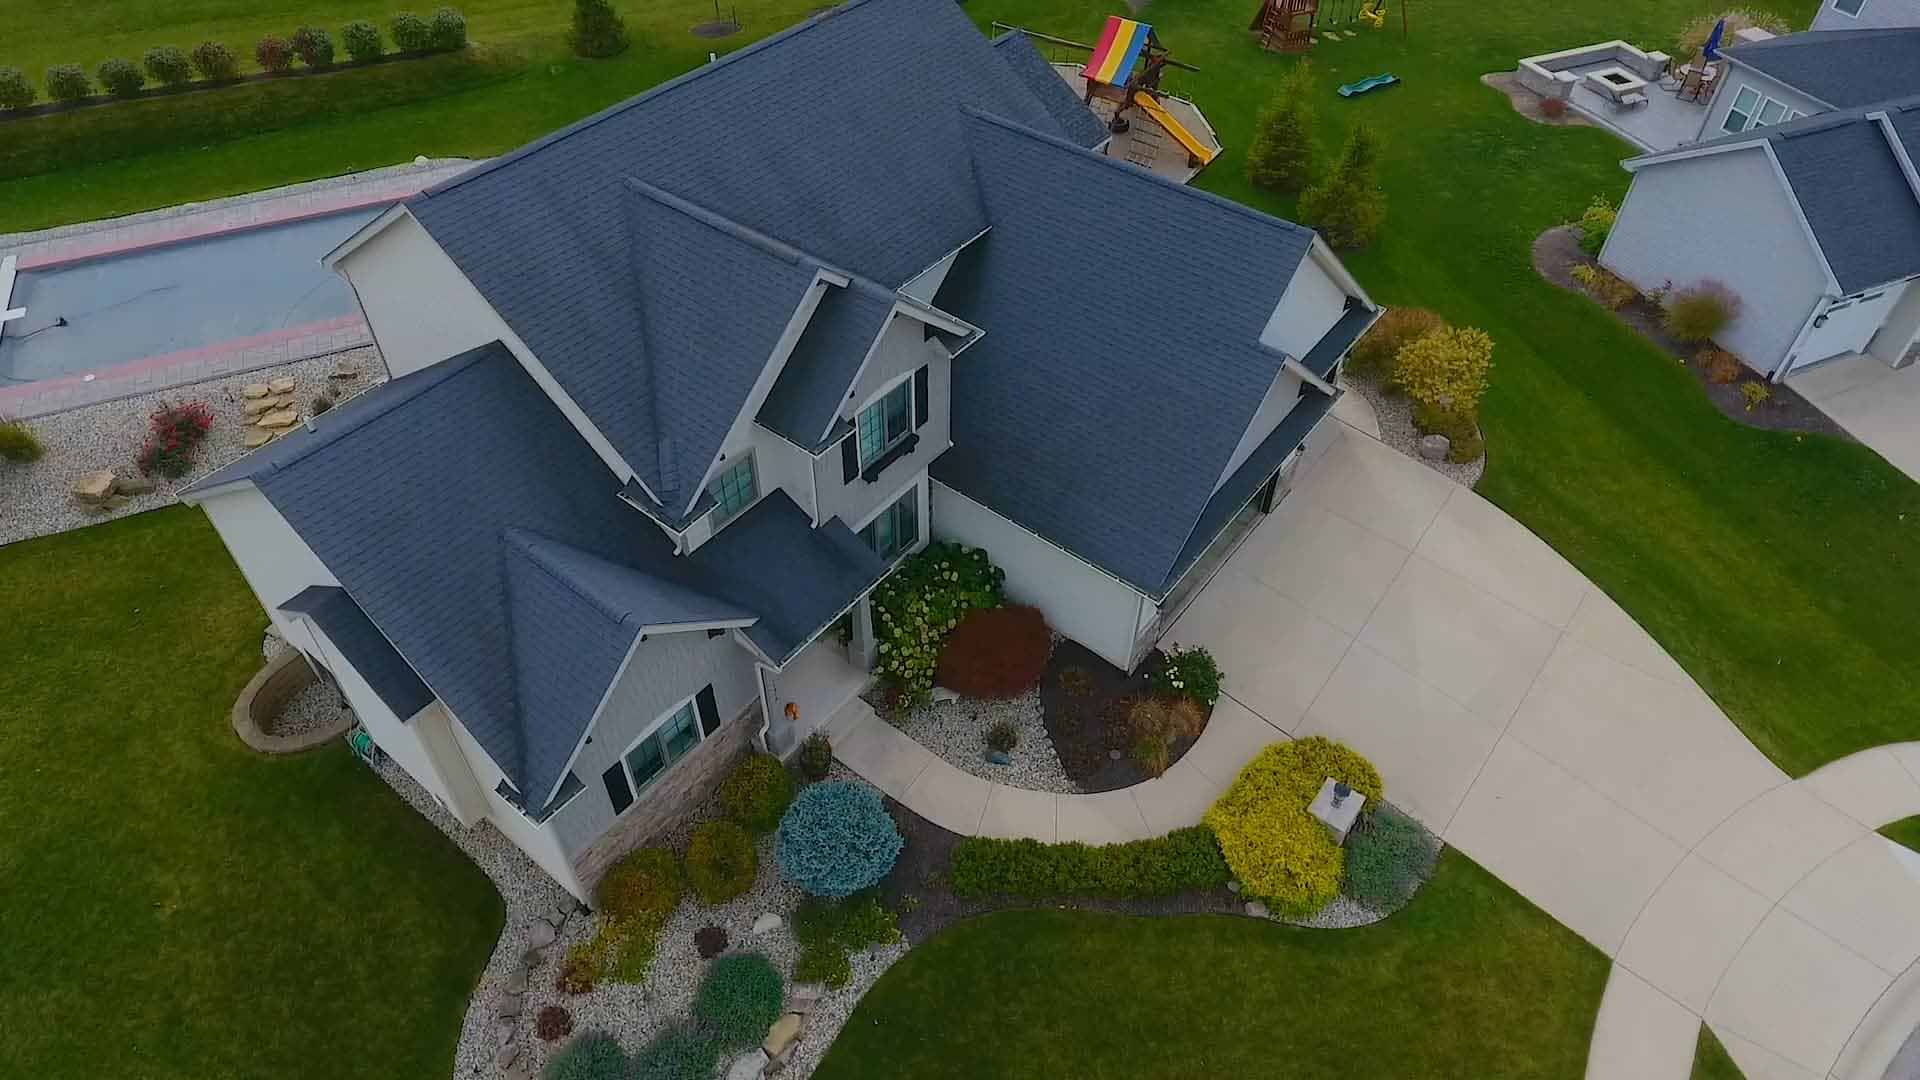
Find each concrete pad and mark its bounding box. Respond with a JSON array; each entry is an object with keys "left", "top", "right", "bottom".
[
  {"left": 830, "top": 714, "right": 936, "bottom": 802},
  {"left": 1714, "top": 1029, "right": 1824, "bottom": 1080},
  {"left": 1802, "top": 748, "right": 1920, "bottom": 829},
  {"left": 1298, "top": 641, "right": 1501, "bottom": 832},
  {"left": 1445, "top": 735, "right": 1685, "bottom": 955},
  {"left": 1233, "top": 497, "right": 1409, "bottom": 635},
  {"left": 1179, "top": 695, "right": 1286, "bottom": 789},
  {"left": 1507, "top": 637, "right": 1784, "bottom": 847},
  {"left": 1331, "top": 382, "right": 1381, "bottom": 438},
  {"left": 1832, "top": 952, "right": 1920, "bottom": 1080},
  {"left": 1357, "top": 554, "right": 1561, "bottom": 725},
  {"left": 1781, "top": 833, "right": 1920, "bottom": 977},
  {"left": 1696, "top": 782, "right": 1865, "bottom": 902},
  {"left": 1617, "top": 854, "right": 1772, "bottom": 1013},
  {"left": 901, "top": 762, "right": 991, "bottom": 836},
  {"left": 1565, "top": 586, "right": 1694, "bottom": 688},
  {"left": 1583, "top": 966, "right": 1698, "bottom": 1080},
  {"left": 1166, "top": 569, "right": 1351, "bottom": 732},
  {"left": 1788, "top": 351, "right": 1899, "bottom": 404},
  {"left": 1707, "top": 908, "right": 1892, "bottom": 1075},
  {"left": 1132, "top": 757, "right": 1229, "bottom": 835},
  {"left": 1294, "top": 428, "right": 1455, "bottom": 550},
  {"left": 976, "top": 784, "right": 1056, "bottom": 842},
  {"left": 1416, "top": 488, "right": 1590, "bottom": 629},
  {"left": 1056, "top": 789, "right": 1153, "bottom": 845},
  {"left": 1799, "top": 361, "right": 1920, "bottom": 483}
]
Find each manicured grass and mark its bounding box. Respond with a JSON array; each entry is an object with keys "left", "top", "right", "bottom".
[
  {"left": 1880, "top": 816, "right": 1920, "bottom": 854},
  {"left": 0, "top": 508, "right": 503, "bottom": 1080},
  {"left": 1693, "top": 1025, "right": 1748, "bottom": 1080},
  {"left": 815, "top": 850, "right": 1609, "bottom": 1078}
]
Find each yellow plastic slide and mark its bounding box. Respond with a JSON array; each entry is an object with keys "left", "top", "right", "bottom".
[{"left": 1133, "top": 92, "right": 1219, "bottom": 166}]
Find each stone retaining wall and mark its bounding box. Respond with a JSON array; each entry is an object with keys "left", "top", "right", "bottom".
[
  {"left": 1517, "top": 40, "right": 1670, "bottom": 100},
  {"left": 231, "top": 649, "right": 351, "bottom": 753}
]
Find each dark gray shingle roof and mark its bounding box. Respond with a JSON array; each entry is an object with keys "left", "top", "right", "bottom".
[
  {"left": 757, "top": 282, "right": 897, "bottom": 449},
  {"left": 931, "top": 109, "right": 1317, "bottom": 599},
  {"left": 1771, "top": 109, "right": 1920, "bottom": 292},
  {"left": 991, "top": 30, "right": 1110, "bottom": 151},
  {"left": 1728, "top": 28, "right": 1920, "bottom": 109},
  {"left": 278, "top": 585, "right": 435, "bottom": 719}
]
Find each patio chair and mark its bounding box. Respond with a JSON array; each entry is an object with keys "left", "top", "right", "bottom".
[{"left": 1686, "top": 64, "right": 1718, "bottom": 102}]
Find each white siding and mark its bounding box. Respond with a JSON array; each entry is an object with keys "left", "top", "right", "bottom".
[
  {"left": 197, "top": 484, "right": 339, "bottom": 638},
  {"left": 813, "top": 331, "right": 951, "bottom": 530},
  {"left": 900, "top": 249, "right": 962, "bottom": 303},
  {"left": 1259, "top": 254, "right": 1348, "bottom": 358},
  {"left": 747, "top": 428, "right": 820, "bottom": 524},
  {"left": 1603, "top": 147, "right": 1829, "bottom": 372},
  {"left": 450, "top": 716, "right": 591, "bottom": 901},
  {"left": 1699, "top": 68, "right": 1830, "bottom": 142},
  {"left": 336, "top": 213, "right": 510, "bottom": 378},
  {"left": 931, "top": 481, "right": 1149, "bottom": 670},
  {"left": 1216, "top": 371, "right": 1308, "bottom": 491},
  {"left": 1812, "top": 0, "right": 1920, "bottom": 32},
  {"left": 1870, "top": 278, "right": 1920, "bottom": 364}
]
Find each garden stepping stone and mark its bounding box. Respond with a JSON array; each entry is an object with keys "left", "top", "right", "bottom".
[
  {"left": 257, "top": 408, "right": 299, "bottom": 429},
  {"left": 503, "top": 1064, "right": 533, "bottom": 1080},
  {"left": 329, "top": 362, "right": 361, "bottom": 380},
  {"left": 268, "top": 376, "right": 296, "bottom": 395},
  {"left": 763, "top": 1013, "right": 803, "bottom": 1057},
  {"left": 494, "top": 1042, "right": 519, "bottom": 1070},
  {"left": 789, "top": 987, "right": 822, "bottom": 1014},
  {"left": 244, "top": 429, "right": 274, "bottom": 449},
  {"left": 502, "top": 967, "right": 528, "bottom": 994},
  {"left": 528, "top": 921, "right": 556, "bottom": 949},
  {"left": 1245, "top": 900, "right": 1270, "bottom": 919},
  {"left": 494, "top": 1022, "right": 514, "bottom": 1046},
  {"left": 241, "top": 382, "right": 271, "bottom": 400},
  {"left": 243, "top": 397, "right": 280, "bottom": 416},
  {"left": 751, "top": 912, "right": 783, "bottom": 935},
  {"left": 727, "top": 1049, "right": 769, "bottom": 1080},
  {"left": 546, "top": 905, "right": 568, "bottom": 927},
  {"left": 496, "top": 993, "right": 523, "bottom": 1018},
  {"left": 112, "top": 474, "right": 155, "bottom": 496}
]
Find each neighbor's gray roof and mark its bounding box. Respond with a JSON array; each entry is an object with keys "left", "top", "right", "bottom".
[
  {"left": 758, "top": 281, "right": 897, "bottom": 450},
  {"left": 1726, "top": 28, "right": 1920, "bottom": 109},
  {"left": 200, "top": 342, "right": 878, "bottom": 810},
  {"left": 405, "top": 0, "right": 1104, "bottom": 513},
  {"left": 991, "top": 30, "right": 1110, "bottom": 151},
  {"left": 278, "top": 585, "right": 435, "bottom": 719},
  {"left": 932, "top": 108, "right": 1318, "bottom": 599}
]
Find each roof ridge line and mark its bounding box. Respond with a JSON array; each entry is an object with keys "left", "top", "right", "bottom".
[
  {"left": 958, "top": 105, "right": 1314, "bottom": 240},
  {"left": 502, "top": 527, "right": 645, "bottom": 629},
  {"left": 416, "top": 0, "right": 889, "bottom": 203},
  {"left": 623, "top": 176, "right": 817, "bottom": 267}
]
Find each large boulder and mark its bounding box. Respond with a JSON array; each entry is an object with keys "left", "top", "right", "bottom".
[
  {"left": 1418, "top": 434, "right": 1451, "bottom": 462},
  {"left": 71, "top": 470, "right": 116, "bottom": 504}
]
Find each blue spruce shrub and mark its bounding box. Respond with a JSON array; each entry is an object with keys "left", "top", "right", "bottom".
[{"left": 776, "top": 781, "right": 902, "bottom": 897}]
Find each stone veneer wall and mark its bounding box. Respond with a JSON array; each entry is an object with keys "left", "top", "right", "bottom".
[{"left": 567, "top": 703, "right": 759, "bottom": 895}]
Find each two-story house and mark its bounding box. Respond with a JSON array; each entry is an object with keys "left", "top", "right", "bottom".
[{"left": 182, "top": 0, "right": 1378, "bottom": 902}]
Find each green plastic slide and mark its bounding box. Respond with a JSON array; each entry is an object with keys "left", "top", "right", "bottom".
[{"left": 1337, "top": 73, "right": 1400, "bottom": 97}]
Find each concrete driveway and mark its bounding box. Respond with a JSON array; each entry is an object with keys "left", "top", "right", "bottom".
[
  {"left": 1789, "top": 353, "right": 1920, "bottom": 484},
  {"left": 1167, "top": 426, "right": 1920, "bottom": 1080}
]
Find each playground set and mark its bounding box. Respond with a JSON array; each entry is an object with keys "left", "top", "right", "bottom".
[{"left": 1249, "top": 0, "right": 1404, "bottom": 96}]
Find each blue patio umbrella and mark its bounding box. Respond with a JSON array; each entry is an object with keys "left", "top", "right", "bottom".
[{"left": 1702, "top": 17, "right": 1727, "bottom": 60}]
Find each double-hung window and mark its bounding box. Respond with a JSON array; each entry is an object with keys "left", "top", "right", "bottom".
[
  {"left": 1722, "top": 86, "right": 1761, "bottom": 133},
  {"left": 707, "top": 454, "right": 757, "bottom": 527},
  {"left": 622, "top": 697, "right": 702, "bottom": 796},
  {"left": 856, "top": 379, "right": 914, "bottom": 466},
  {"left": 860, "top": 488, "right": 919, "bottom": 561}
]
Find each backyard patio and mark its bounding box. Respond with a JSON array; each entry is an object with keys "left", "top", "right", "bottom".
[{"left": 1515, "top": 40, "right": 1714, "bottom": 151}]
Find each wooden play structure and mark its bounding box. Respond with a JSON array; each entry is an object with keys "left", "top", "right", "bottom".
[
  {"left": 1077, "top": 16, "right": 1218, "bottom": 169},
  {"left": 1251, "top": 0, "right": 1407, "bottom": 50}
]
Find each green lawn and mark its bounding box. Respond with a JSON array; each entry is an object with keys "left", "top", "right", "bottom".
[
  {"left": 0, "top": 508, "right": 504, "bottom": 1080},
  {"left": 1881, "top": 816, "right": 1920, "bottom": 854},
  {"left": 816, "top": 851, "right": 1609, "bottom": 1078},
  {"left": 1693, "top": 1025, "right": 1748, "bottom": 1079}
]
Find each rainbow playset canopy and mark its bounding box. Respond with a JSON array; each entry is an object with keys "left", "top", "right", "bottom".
[{"left": 1081, "top": 16, "right": 1154, "bottom": 86}]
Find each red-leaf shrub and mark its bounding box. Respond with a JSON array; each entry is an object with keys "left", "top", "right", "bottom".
[
  {"left": 1539, "top": 96, "right": 1568, "bottom": 119},
  {"left": 255, "top": 35, "right": 293, "bottom": 73},
  {"left": 136, "top": 400, "right": 214, "bottom": 477},
  {"left": 534, "top": 1005, "right": 574, "bottom": 1042},
  {"left": 934, "top": 605, "right": 1051, "bottom": 699}
]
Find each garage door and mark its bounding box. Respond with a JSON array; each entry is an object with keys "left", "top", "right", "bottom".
[{"left": 1792, "top": 283, "right": 1907, "bottom": 372}]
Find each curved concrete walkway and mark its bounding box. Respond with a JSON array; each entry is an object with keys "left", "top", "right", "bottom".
[{"left": 831, "top": 426, "right": 1920, "bottom": 1080}]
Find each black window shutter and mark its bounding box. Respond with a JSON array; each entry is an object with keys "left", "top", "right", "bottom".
[
  {"left": 696, "top": 685, "right": 721, "bottom": 736},
  {"left": 841, "top": 432, "right": 858, "bottom": 482},
  {"left": 913, "top": 365, "right": 930, "bottom": 430},
  {"left": 601, "top": 762, "right": 633, "bottom": 816}
]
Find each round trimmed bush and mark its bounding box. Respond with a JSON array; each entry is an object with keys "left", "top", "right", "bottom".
[
  {"left": 629, "top": 1025, "right": 722, "bottom": 1080},
  {"left": 691, "top": 952, "right": 783, "bottom": 1048},
  {"left": 0, "top": 66, "right": 34, "bottom": 109},
  {"left": 541, "top": 1030, "right": 626, "bottom": 1080},
  {"left": 341, "top": 20, "right": 384, "bottom": 62},
  {"left": 1348, "top": 306, "right": 1443, "bottom": 383},
  {"left": 390, "top": 12, "right": 434, "bottom": 52},
  {"left": 685, "top": 820, "right": 757, "bottom": 905},
  {"left": 775, "top": 781, "right": 902, "bottom": 897},
  {"left": 720, "top": 753, "right": 794, "bottom": 834},
  {"left": 143, "top": 45, "right": 193, "bottom": 87},
  {"left": 45, "top": 65, "right": 91, "bottom": 103},
  {"left": 96, "top": 58, "right": 145, "bottom": 98},
  {"left": 535, "top": 1004, "right": 574, "bottom": 1042},
  {"left": 255, "top": 36, "right": 294, "bottom": 73},
  {"left": 1203, "top": 737, "right": 1382, "bottom": 916},
  {"left": 430, "top": 6, "right": 469, "bottom": 51},
  {"left": 934, "top": 604, "right": 1050, "bottom": 699},
  {"left": 290, "top": 26, "right": 336, "bottom": 68},
  {"left": 1343, "top": 802, "right": 1439, "bottom": 911},
  {"left": 190, "top": 41, "right": 239, "bottom": 82},
  {"left": 1663, "top": 279, "right": 1742, "bottom": 344}
]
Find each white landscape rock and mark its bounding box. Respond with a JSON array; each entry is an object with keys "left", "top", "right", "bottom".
[
  {"left": 728, "top": 1049, "right": 770, "bottom": 1080},
  {"left": 752, "top": 912, "right": 784, "bottom": 935}
]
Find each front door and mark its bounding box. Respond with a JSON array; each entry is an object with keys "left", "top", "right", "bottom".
[{"left": 1795, "top": 284, "right": 1908, "bottom": 371}]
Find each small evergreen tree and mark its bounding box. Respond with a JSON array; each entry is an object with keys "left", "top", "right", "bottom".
[
  {"left": 1244, "top": 63, "right": 1315, "bottom": 194},
  {"left": 0, "top": 66, "right": 34, "bottom": 110},
  {"left": 1297, "top": 123, "right": 1386, "bottom": 249},
  {"left": 571, "top": 0, "right": 629, "bottom": 58}
]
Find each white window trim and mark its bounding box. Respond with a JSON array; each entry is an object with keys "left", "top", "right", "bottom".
[
  {"left": 853, "top": 474, "right": 925, "bottom": 562},
  {"left": 616, "top": 692, "right": 705, "bottom": 805},
  {"left": 1725, "top": 87, "right": 1799, "bottom": 134},
  {"left": 1831, "top": 0, "right": 1866, "bottom": 18},
  {"left": 854, "top": 373, "right": 916, "bottom": 468},
  {"left": 707, "top": 452, "right": 759, "bottom": 528}
]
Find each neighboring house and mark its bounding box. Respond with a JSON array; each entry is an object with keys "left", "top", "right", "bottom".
[
  {"left": 1603, "top": 31, "right": 1920, "bottom": 379},
  {"left": 181, "top": 0, "right": 1377, "bottom": 903},
  {"left": 1812, "top": 0, "right": 1920, "bottom": 33}
]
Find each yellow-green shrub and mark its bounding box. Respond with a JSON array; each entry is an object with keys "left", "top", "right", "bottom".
[
  {"left": 1393, "top": 326, "right": 1494, "bottom": 415},
  {"left": 1203, "top": 738, "right": 1383, "bottom": 916}
]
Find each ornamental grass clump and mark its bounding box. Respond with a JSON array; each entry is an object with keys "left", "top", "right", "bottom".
[
  {"left": 871, "top": 541, "right": 1005, "bottom": 704},
  {"left": 684, "top": 820, "right": 757, "bottom": 905},
  {"left": 934, "top": 604, "right": 1050, "bottom": 699},
  {"left": 1571, "top": 264, "right": 1636, "bottom": 311},
  {"left": 1342, "top": 803, "right": 1438, "bottom": 910},
  {"left": 593, "top": 846, "right": 681, "bottom": 981},
  {"left": 1576, "top": 196, "right": 1616, "bottom": 258},
  {"left": 776, "top": 781, "right": 902, "bottom": 897},
  {"left": 720, "top": 753, "right": 793, "bottom": 834},
  {"left": 1663, "top": 279, "right": 1742, "bottom": 344},
  {"left": 136, "top": 401, "right": 214, "bottom": 477},
  {"left": 691, "top": 952, "right": 783, "bottom": 1048},
  {"left": 0, "top": 417, "right": 45, "bottom": 463},
  {"left": 1204, "top": 737, "right": 1382, "bottom": 916}
]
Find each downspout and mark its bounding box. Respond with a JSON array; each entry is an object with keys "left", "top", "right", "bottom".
[
  {"left": 753, "top": 662, "right": 776, "bottom": 754},
  {"left": 1773, "top": 294, "right": 1833, "bottom": 383}
]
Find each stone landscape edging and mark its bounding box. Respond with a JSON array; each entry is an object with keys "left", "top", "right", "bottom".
[{"left": 231, "top": 648, "right": 350, "bottom": 753}]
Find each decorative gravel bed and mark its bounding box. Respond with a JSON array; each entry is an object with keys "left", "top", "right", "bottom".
[
  {"left": 1341, "top": 373, "right": 1485, "bottom": 488},
  {"left": 265, "top": 677, "right": 351, "bottom": 739},
  {"left": 873, "top": 687, "right": 1076, "bottom": 795},
  {"left": 0, "top": 345, "right": 385, "bottom": 547}
]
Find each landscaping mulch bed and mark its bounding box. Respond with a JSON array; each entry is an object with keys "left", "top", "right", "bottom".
[
  {"left": 1534, "top": 226, "right": 1851, "bottom": 439},
  {"left": 1479, "top": 72, "right": 1594, "bottom": 130},
  {"left": 1037, "top": 640, "right": 1208, "bottom": 793}
]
